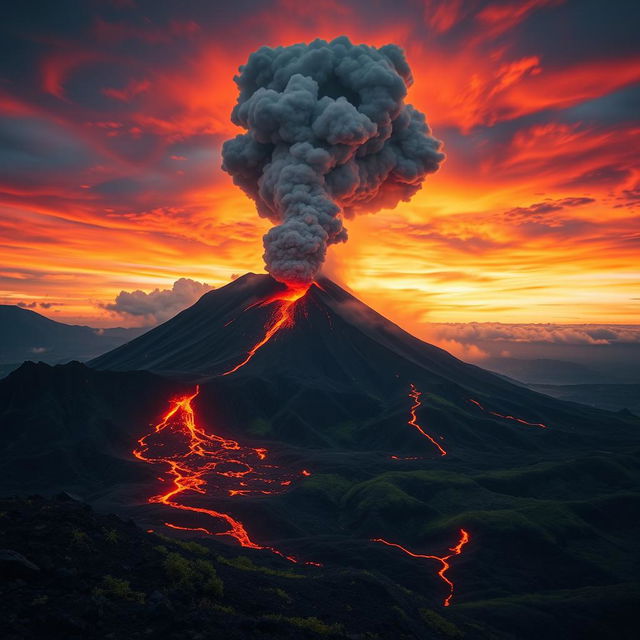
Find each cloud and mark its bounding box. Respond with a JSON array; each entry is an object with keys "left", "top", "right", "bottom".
[
  {"left": 434, "top": 338, "right": 489, "bottom": 361},
  {"left": 103, "top": 278, "right": 213, "bottom": 324},
  {"left": 503, "top": 196, "right": 595, "bottom": 225},
  {"left": 426, "top": 323, "right": 640, "bottom": 346},
  {"left": 559, "top": 164, "right": 631, "bottom": 189},
  {"left": 102, "top": 78, "right": 151, "bottom": 102},
  {"left": 616, "top": 183, "right": 640, "bottom": 208},
  {"left": 17, "top": 301, "right": 62, "bottom": 310}
]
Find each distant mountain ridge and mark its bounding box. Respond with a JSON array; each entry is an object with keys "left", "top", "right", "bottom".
[
  {"left": 0, "top": 304, "right": 146, "bottom": 368},
  {"left": 484, "top": 357, "right": 614, "bottom": 385}
]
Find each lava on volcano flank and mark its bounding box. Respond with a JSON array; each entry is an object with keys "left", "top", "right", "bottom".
[{"left": 222, "top": 282, "right": 310, "bottom": 375}]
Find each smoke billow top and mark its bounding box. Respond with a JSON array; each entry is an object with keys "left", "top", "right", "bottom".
[{"left": 222, "top": 36, "right": 445, "bottom": 286}]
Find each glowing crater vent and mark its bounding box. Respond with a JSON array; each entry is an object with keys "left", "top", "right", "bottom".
[{"left": 222, "top": 283, "right": 310, "bottom": 375}]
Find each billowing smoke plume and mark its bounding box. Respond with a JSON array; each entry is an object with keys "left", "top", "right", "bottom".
[{"left": 222, "top": 36, "right": 445, "bottom": 285}]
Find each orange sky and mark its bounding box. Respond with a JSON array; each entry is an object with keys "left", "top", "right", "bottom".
[{"left": 1, "top": 0, "right": 638, "bottom": 334}]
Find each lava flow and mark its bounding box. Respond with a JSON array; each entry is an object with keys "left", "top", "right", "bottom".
[
  {"left": 406, "top": 384, "right": 447, "bottom": 456},
  {"left": 134, "top": 386, "right": 314, "bottom": 564},
  {"left": 468, "top": 398, "right": 548, "bottom": 429},
  {"left": 222, "top": 284, "right": 309, "bottom": 375},
  {"left": 372, "top": 529, "right": 470, "bottom": 607}
]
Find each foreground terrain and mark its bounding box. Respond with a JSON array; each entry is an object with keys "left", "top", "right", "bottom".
[{"left": 1, "top": 275, "right": 639, "bottom": 638}]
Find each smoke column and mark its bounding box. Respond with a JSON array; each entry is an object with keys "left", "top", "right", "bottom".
[{"left": 222, "top": 36, "right": 445, "bottom": 286}]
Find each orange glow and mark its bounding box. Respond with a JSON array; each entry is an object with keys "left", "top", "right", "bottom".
[
  {"left": 468, "top": 398, "right": 548, "bottom": 429},
  {"left": 2, "top": 4, "right": 638, "bottom": 331},
  {"left": 222, "top": 284, "right": 310, "bottom": 375},
  {"left": 407, "top": 384, "right": 447, "bottom": 456},
  {"left": 134, "top": 386, "right": 317, "bottom": 564},
  {"left": 372, "top": 529, "right": 470, "bottom": 607}
]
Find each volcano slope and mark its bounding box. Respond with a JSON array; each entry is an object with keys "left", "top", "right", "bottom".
[{"left": 1, "top": 273, "right": 639, "bottom": 639}]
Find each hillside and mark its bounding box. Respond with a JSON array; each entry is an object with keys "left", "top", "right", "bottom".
[
  {"left": 1, "top": 274, "right": 639, "bottom": 639},
  {"left": 0, "top": 305, "right": 144, "bottom": 368}
]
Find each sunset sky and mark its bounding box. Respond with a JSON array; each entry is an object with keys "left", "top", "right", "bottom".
[{"left": 1, "top": 0, "right": 639, "bottom": 342}]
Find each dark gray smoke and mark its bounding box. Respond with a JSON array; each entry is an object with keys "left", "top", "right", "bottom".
[{"left": 222, "top": 36, "right": 445, "bottom": 285}]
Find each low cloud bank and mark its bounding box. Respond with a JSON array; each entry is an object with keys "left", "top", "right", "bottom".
[{"left": 426, "top": 323, "right": 640, "bottom": 346}]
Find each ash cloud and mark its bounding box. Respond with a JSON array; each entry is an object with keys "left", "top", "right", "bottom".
[
  {"left": 222, "top": 36, "right": 444, "bottom": 285},
  {"left": 104, "top": 278, "right": 213, "bottom": 324}
]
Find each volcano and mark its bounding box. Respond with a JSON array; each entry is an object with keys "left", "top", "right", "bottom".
[
  {"left": 2, "top": 274, "right": 639, "bottom": 639},
  {"left": 91, "top": 272, "right": 488, "bottom": 389},
  {"left": 89, "top": 273, "right": 631, "bottom": 453}
]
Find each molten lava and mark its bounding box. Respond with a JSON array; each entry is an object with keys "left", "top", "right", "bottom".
[
  {"left": 468, "top": 398, "right": 548, "bottom": 429},
  {"left": 406, "top": 384, "right": 447, "bottom": 456},
  {"left": 134, "top": 386, "right": 315, "bottom": 563},
  {"left": 372, "top": 529, "right": 470, "bottom": 607},
  {"left": 222, "top": 283, "right": 309, "bottom": 375}
]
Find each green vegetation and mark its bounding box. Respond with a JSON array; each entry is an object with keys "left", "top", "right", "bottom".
[
  {"left": 246, "top": 417, "right": 272, "bottom": 436},
  {"left": 102, "top": 528, "right": 119, "bottom": 544},
  {"left": 263, "top": 614, "right": 344, "bottom": 635},
  {"left": 93, "top": 575, "right": 145, "bottom": 604},
  {"left": 263, "top": 586, "right": 293, "bottom": 604},
  {"left": 419, "top": 608, "right": 463, "bottom": 639},
  {"left": 70, "top": 527, "right": 89, "bottom": 546},
  {"left": 216, "top": 554, "right": 304, "bottom": 579},
  {"left": 154, "top": 532, "right": 209, "bottom": 555},
  {"left": 163, "top": 552, "right": 223, "bottom": 597},
  {"left": 298, "top": 473, "right": 352, "bottom": 505},
  {"left": 324, "top": 419, "right": 361, "bottom": 445}
]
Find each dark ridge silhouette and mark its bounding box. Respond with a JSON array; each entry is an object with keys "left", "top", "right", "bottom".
[{"left": 0, "top": 304, "right": 144, "bottom": 366}]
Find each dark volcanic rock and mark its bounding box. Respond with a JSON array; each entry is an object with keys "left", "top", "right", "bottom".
[{"left": 0, "top": 549, "right": 40, "bottom": 577}]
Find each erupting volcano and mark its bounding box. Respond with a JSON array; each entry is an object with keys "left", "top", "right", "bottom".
[
  {"left": 4, "top": 19, "right": 640, "bottom": 640},
  {"left": 87, "top": 271, "right": 594, "bottom": 613}
]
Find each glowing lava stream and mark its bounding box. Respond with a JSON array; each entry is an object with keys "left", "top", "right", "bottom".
[
  {"left": 222, "top": 284, "right": 310, "bottom": 376},
  {"left": 468, "top": 398, "right": 548, "bottom": 429},
  {"left": 372, "top": 529, "right": 470, "bottom": 607},
  {"left": 134, "top": 386, "right": 316, "bottom": 564},
  {"left": 407, "top": 384, "right": 447, "bottom": 456}
]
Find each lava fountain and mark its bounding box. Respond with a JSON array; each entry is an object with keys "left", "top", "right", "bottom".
[{"left": 372, "top": 529, "right": 470, "bottom": 607}]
